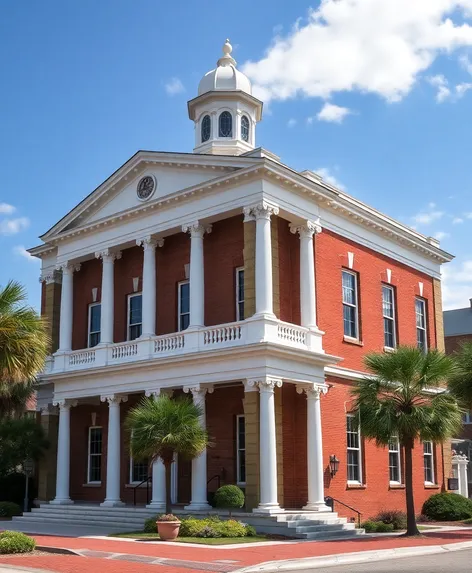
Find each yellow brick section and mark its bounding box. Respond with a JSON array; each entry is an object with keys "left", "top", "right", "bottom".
[
  {"left": 433, "top": 278, "right": 445, "bottom": 352},
  {"left": 275, "top": 385, "right": 284, "bottom": 507},
  {"left": 43, "top": 282, "right": 61, "bottom": 353},
  {"left": 243, "top": 221, "right": 256, "bottom": 318},
  {"left": 243, "top": 391, "right": 259, "bottom": 510},
  {"left": 271, "top": 217, "right": 280, "bottom": 318},
  {"left": 37, "top": 412, "right": 59, "bottom": 501}
]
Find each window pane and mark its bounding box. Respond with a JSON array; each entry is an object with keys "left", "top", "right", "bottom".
[
  {"left": 423, "top": 441, "right": 432, "bottom": 454},
  {"left": 129, "top": 295, "right": 142, "bottom": 326},
  {"left": 90, "top": 332, "right": 100, "bottom": 347},
  {"left": 90, "top": 305, "right": 101, "bottom": 332},
  {"left": 241, "top": 116, "right": 249, "bottom": 142},
  {"left": 129, "top": 323, "right": 142, "bottom": 340},
  {"left": 89, "top": 456, "right": 101, "bottom": 482},
  {"left": 201, "top": 115, "right": 211, "bottom": 142},
  {"left": 180, "top": 313, "right": 190, "bottom": 331},
  {"left": 347, "top": 451, "right": 360, "bottom": 481},
  {"left": 239, "top": 450, "right": 246, "bottom": 483},
  {"left": 219, "top": 111, "right": 233, "bottom": 137},
  {"left": 389, "top": 452, "right": 400, "bottom": 482},
  {"left": 238, "top": 269, "right": 245, "bottom": 301},
  {"left": 384, "top": 318, "right": 394, "bottom": 348},
  {"left": 132, "top": 460, "right": 148, "bottom": 483},
  {"left": 180, "top": 283, "right": 190, "bottom": 313},
  {"left": 382, "top": 286, "right": 394, "bottom": 318},
  {"left": 342, "top": 272, "right": 356, "bottom": 304},
  {"left": 343, "top": 305, "right": 357, "bottom": 338},
  {"left": 238, "top": 417, "right": 245, "bottom": 449}
]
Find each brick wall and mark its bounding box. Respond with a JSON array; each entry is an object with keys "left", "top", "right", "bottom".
[
  {"left": 113, "top": 246, "right": 143, "bottom": 343},
  {"left": 277, "top": 217, "right": 300, "bottom": 324},
  {"left": 72, "top": 258, "right": 102, "bottom": 350},
  {"left": 445, "top": 333, "right": 472, "bottom": 354}
]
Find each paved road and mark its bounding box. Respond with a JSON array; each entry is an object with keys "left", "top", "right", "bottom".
[{"left": 297, "top": 548, "right": 472, "bottom": 572}]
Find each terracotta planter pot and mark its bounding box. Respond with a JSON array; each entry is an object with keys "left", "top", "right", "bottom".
[{"left": 157, "top": 520, "right": 181, "bottom": 541}]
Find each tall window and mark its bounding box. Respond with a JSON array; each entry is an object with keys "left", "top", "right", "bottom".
[
  {"left": 236, "top": 268, "right": 245, "bottom": 321},
  {"left": 130, "top": 458, "right": 149, "bottom": 484},
  {"left": 236, "top": 415, "right": 246, "bottom": 485},
  {"left": 178, "top": 281, "right": 190, "bottom": 331},
  {"left": 241, "top": 115, "right": 250, "bottom": 142},
  {"left": 382, "top": 285, "right": 396, "bottom": 349},
  {"left": 463, "top": 411, "right": 472, "bottom": 424},
  {"left": 423, "top": 441, "right": 435, "bottom": 484},
  {"left": 87, "top": 427, "right": 102, "bottom": 483},
  {"left": 388, "top": 436, "right": 401, "bottom": 484},
  {"left": 201, "top": 115, "right": 211, "bottom": 142},
  {"left": 219, "top": 111, "right": 232, "bottom": 137},
  {"left": 342, "top": 271, "right": 359, "bottom": 339},
  {"left": 346, "top": 414, "right": 362, "bottom": 483},
  {"left": 128, "top": 293, "right": 142, "bottom": 340},
  {"left": 88, "top": 303, "right": 101, "bottom": 348},
  {"left": 415, "top": 298, "right": 427, "bottom": 352}
]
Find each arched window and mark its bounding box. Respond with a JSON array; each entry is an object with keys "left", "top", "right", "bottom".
[
  {"left": 241, "top": 115, "right": 250, "bottom": 142},
  {"left": 219, "top": 111, "right": 233, "bottom": 137},
  {"left": 201, "top": 115, "right": 211, "bottom": 143}
]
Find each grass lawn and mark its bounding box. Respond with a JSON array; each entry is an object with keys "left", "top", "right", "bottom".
[{"left": 109, "top": 532, "right": 271, "bottom": 544}]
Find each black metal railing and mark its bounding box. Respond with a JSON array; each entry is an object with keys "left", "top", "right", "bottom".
[
  {"left": 207, "top": 474, "right": 221, "bottom": 490},
  {"left": 325, "top": 496, "right": 362, "bottom": 528},
  {"left": 133, "top": 476, "right": 152, "bottom": 506}
]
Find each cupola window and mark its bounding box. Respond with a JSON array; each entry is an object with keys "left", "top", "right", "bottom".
[
  {"left": 241, "top": 115, "right": 250, "bottom": 142},
  {"left": 219, "top": 111, "right": 233, "bottom": 137},
  {"left": 201, "top": 115, "right": 211, "bottom": 143}
]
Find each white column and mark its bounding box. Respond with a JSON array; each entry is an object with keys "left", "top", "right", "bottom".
[
  {"left": 290, "top": 219, "right": 322, "bottom": 329},
  {"left": 182, "top": 222, "right": 212, "bottom": 328},
  {"left": 95, "top": 249, "right": 121, "bottom": 345},
  {"left": 137, "top": 237, "right": 164, "bottom": 337},
  {"left": 250, "top": 376, "right": 282, "bottom": 513},
  {"left": 297, "top": 384, "right": 330, "bottom": 511},
  {"left": 453, "top": 454, "right": 470, "bottom": 498},
  {"left": 184, "top": 384, "right": 212, "bottom": 510},
  {"left": 101, "top": 394, "right": 127, "bottom": 507},
  {"left": 51, "top": 399, "right": 77, "bottom": 504},
  {"left": 56, "top": 263, "right": 80, "bottom": 352}
]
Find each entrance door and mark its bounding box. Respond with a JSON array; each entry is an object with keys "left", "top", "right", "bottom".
[{"left": 177, "top": 457, "right": 192, "bottom": 504}]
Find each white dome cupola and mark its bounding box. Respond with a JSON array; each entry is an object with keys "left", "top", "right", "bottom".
[{"left": 188, "top": 40, "right": 263, "bottom": 156}]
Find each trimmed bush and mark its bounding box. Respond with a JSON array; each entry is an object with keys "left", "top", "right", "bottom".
[
  {"left": 144, "top": 516, "right": 158, "bottom": 533},
  {"left": 0, "top": 531, "right": 36, "bottom": 554},
  {"left": 180, "top": 517, "right": 206, "bottom": 537},
  {"left": 373, "top": 510, "right": 407, "bottom": 531},
  {"left": 361, "top": 520, "right": 377, "bottom": 533},
  {"left": 177, "top": 516, "right": 253, "bottom": 538},
  {"left": 213, "top": 519, "right": 247, "bottom": 538},
  {"left": 214, "top": 485, "right": 245, "bottom": 514},
  {"left": 196, "top": 526, "right": 221, "bottom": 538},
  {"left": 422, "top": 493, "right": 472, "bottom": 521},
  {"left": 245, "top": 525, "right": 257, "bottom": 537},
  {"left": 361, "top": 520, "right": 394, "bottom": 533},
  {"left": 0, "top": 502, "right": 22, "bottom": 518}
]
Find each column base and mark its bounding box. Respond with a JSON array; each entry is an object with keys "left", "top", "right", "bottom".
[
  {"left": 100, "top": 500, "right": 125, "bottom": 507},
  {"left": 50, "top": 498, "right": 74, "bottom": 505},
  {"left": 146, "top": 502, "right": 166, "bottom": 511},
  {"left": 184, "top": 502, "right": 212, "bottom": 511},
  {"left": 253, "top": 503, "right": 282, "bottom": 515},
  {"left": 303, "top": 502, "right": 331, "bottom": 512}
]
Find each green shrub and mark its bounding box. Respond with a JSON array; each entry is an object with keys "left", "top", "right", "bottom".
[
  {"left": 214, "top": 485, "right": 245, "bottom": 514},
  {"left": 373, "top": 510, "right": 407, "bottom": 530},
  {"left": 144, "top": 516, "right": 158, "bottom": 533},
  {"left": 180, "top": 517, "right": 207, "bottom": 537},
  {"left": 361, "top": 520, "right": 394, "bottom": 533},
  {"left": 213, "top": 519, "right": 247, "bottom": 538},
  {"left": 361, "top": 520, "right": 377, "bottom": 533},
  {"left": 422, "top": 493, "right": 472, "bottom": 521},
  {"left": 245, "top": 524, "right": 257, "bottom": 537},
  {"left": 0, "top": 531, "right": 36, "bottom": 554},
  {"left": 177, "top": 516, "right": 251, "bottom": 538},
  {"left": 196, "top": 526, "right": 221, "bottom": 538},
  {"left": 463, "top": 517, "right": 472, "bottom": 524},
  {"left": 0, "top": 502, "right": 22, "bottom": 518}
]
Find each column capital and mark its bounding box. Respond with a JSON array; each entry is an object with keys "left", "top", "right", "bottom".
[
  {"left": 296, "top": 383, "right": 328, "bottom": 399},
  {"left": 137, "top": 236, "right": 165, "bottom": 250},
  {"left": 40, "top": 404, "right": 58, "bottom": 415},
  {"left": 40, "top": 270, "right": 62, "bottom": 284},
  {"left": 243, "top": 206, "right": 256, "bottom": 223},
  {"left": 100, "top": 394, "right": 128, "bottom": 405},
  {"left": 183, "top": 384, "right": 214, "bottom": 398},
  {"left": 55, "top": 262, "right": 81, "bottom": 275},
  {"left": 182, "top": 221, "right": 212, "bottom": 238},
  {"left": 95, "top": 249, "right": 122, "bottom": 262},
  {"left": 247, "top": 376, "right": 283, "bottom": 393},
  {"left": 52, "top": 399, "right": 78, "bottom": 410},
  {"left": 145, "top": 388, "right": 174, "bottom": 398},
  {"left": 289, "top": 218, "right": 322, "bottom": 238},
  {"left": 245, "top": 201, "right": 279, "bottom": 221}
]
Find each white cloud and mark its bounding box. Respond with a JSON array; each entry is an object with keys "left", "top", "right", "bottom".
[
  {"left": 460, "top": 54, "right": 472, "bottom": 75},
  {"left": 12, "top": 245, "right": 39, "bottom": 263},
  {"left": 287, "top": 118, "right": 297, "bottom": 127},
  {"left": 411, "top": 208, "right": 443, "bottom": 226},
  {"left": 242, "top": 1, "right": 472, "bottom": 105},
  {"left": 433, "top": 231, "right": 449, "bottom": 240},
  {"left": 427, "top": 74, "right": 472, "bottom": 102},
  {"left": 314, "top": 167, "right": 346, "bottom": 191},
  {"left": 0, "top": 203, "right": 15, "bottom": 214},
  {"left": 442, "top": 259, "right": 472, "bottom": 310},
  {"left": 464, "top": 212, "right": 472, "bottom": 219},
  {"left": 165, "top": 77, "right": 185, "bottom": 96},
  {"left": 316, "top": 102, "right": 352, "bottom": 123},
  {"left": 453, "top": 217, "right": 464, "bottom": 224},
  {"left": 0, "top": 217, "right": 29, "bottom": 235}
]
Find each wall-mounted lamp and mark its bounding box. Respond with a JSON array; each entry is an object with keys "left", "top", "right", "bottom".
[{"left": 329, "top": 454, "right": 340, "bottom": 478}]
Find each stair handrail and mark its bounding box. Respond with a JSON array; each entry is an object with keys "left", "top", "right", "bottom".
[
  {"left": 324, "top": 496, "right": 362, "bottom": 528},
  {"left": 207, "top": 474, "right": 221, "bottom": 489},
  {"left": 133, "top": 475, "right": 152, "bottom": 506}
]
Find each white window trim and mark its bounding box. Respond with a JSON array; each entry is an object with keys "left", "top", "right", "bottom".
[
  {"left": 382, "top": 285, "right": 397, "bottom": 350},
  {"left": 416, "top": 298, "right": 428, "bottom": 352},
  {"left": 346, "top": 414, "right": 363, "bottom": 485},
  {"left": 236, "top": 415, "right": 246, "bottom": 486},
  {"left": 129, "top": 455, "right": 149, "bottom": 485},
  {"left": 342, "top": 270, "right": 360, "bottom": 340},
  {"left": 178, "top": 280, "right": 190, "bottom": 332},
  {"left": 87, "top": 302, "right": 101, "bottom": 348},
  {"left": 87, "top": 426, "right": 102, "bottom": 484},
  {"left": 127, "top": 292, "right": 143, "bottom": 341},
  {"left": 463, "top": 411, "right": 472, "bottom": 424},
  {"left": 423, "top": 441, "right": 435, "bottom": 485},
  {"left": 388, "top": 436, "right": 402, "bottom": 485},
  {"left": 236, "top": 267, "right": 244, "bottom": 322}
]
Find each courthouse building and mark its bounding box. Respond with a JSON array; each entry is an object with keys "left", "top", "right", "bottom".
[{"left": 25, "top": 41, "right": 453, "bottom": 531}]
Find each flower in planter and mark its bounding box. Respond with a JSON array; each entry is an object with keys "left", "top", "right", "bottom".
[{"left": 158, "top": 514, "right": 180, "bottom": 522}]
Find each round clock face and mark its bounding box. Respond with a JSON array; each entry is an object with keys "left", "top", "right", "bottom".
[{"left": 137, "top": 175, "right": 156, "bottom": 201}]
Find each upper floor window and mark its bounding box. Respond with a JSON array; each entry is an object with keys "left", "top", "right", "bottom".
[
  {"left": 219, "top": 111, "right": 233, "bottom": 137},
  {"left": 241, "top": 115, "right": 250, "bottom": 142},
  {"left": 463, "top": 411, "right": 472, "bottom": 424},
  {"left": 87, "top": 426, "right": 102, "bottom": 484},
  {"left": 382, "top": 285, "right": 396, "bottom": 349},
  {"left": 415, "top": 298, "right": 427, "bottom": 352},
  {"left": 236, "top": 415, "right": 246, "bottom": 485},
  {"left": 88, "top": 303, "right": 101, "bottom": 348},
  {"left": 389, "top": 436, "right": 401, "bottom": 484},
  {"left": 346, "top": 414, "right": 362, "bottom": 483},
  {"left": 178, "top": 281, "right": 190, "bottom": 331},
  {"left": 128, "top": 293, "right": 142, "bottom": 340},
  {"left": 236, "top": 267, "right": 245, "bottom": 321},
  {"left": 201, "top": 115, "right": 211, "bottom": 143},
  {"left": 342, "top": 270, "right": 359, "bottom": 339},
  {"left": 423, "top": 441, "right": 435, "bottom": 484}
]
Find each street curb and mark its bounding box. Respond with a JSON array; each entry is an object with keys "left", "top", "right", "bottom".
[
  {"left": 36, "top": 545, "right": 81, "bottom": 556},
  {"left": 235, "top": 540, "right": 472, "bottom": 572}
]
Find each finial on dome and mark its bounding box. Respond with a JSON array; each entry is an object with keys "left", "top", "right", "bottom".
[{"left": 217, "top": 38, "right": 236, "bottom": 67}]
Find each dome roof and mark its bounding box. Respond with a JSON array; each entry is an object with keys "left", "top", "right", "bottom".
[{"left": 198, "top": 40, "right": 252, "bottom": 96}]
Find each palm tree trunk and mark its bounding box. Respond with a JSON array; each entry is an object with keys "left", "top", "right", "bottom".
[
  {"left": 164, "top": 460, "right": 172, "bottom": 515},
  {"left": 404, "top": 439, "right": 420, "bottom": 536}
]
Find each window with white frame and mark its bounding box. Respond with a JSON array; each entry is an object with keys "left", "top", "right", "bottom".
[
  {"left": 130, "top": 458, "right": 149, "bottom": 484},
  {"left": 236, "top": 415, "right": 246, "bottom": 485},
  {"left": 87, "top": 427, "right": 102, "bottom": 483},
  {"left": 415, "top": 298, "right": 427, "bottom": 352},
  {"left": 241, "top": 115, "right": 250, "bottom": 142},
  {"left": 178, "top": 281, "right": 190, "bottom": 331},
  {"left": 463, "top": 411, "right": 472, "bottom": 424},
  {"left": 423, "top": 441, "right": 435, "bottom": 484},
  {"left": 236, "top": 268, "right": 245, "bottom": 321},
  {"left": 128, "top": 293, "right": 142, "bottom": 340},
  {"left": 346, "top": 414, "right": 362, "bottom": 483},
  {"left": 382, "top": 285, "right": 396, "bottom": 349},
  {"left": 388, "top": 436, "right": 402, "bottom": 483},
  {"left": 88, "top": 303, "right": 101, "bottom": 348},
  {"left": 342, "top": 271, "right": 359, "bottom": 339}
]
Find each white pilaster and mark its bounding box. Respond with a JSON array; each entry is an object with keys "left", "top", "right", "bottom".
[
  {"left": 182, "top": 222, "right": 212, "bottom": 329},
  {"left": 95, "top": 249, "right": 121, "bottom": 345},
  {"left": 50, "top": 399, "right": 77, "bottom": 504},
  {"left": 297, "top": 383, "right": 330, "bottom": 511},
  {"left": 56, "top": 263, "right": 80, "bottom": 352},
  {"left": 290, "top": 219, "right": 322, "bottom": 329},
  {"left": 453, "top": 454, "right": 469, "bottom": 499},
  {"left": 101, "top": 394, "right": 127, "bottom": 507},
  {"left": 183, "top": 384, "right": 213, "bottom": 510},
  {"left": 137, "top": 237, "right": 164, "bottom": 338}
]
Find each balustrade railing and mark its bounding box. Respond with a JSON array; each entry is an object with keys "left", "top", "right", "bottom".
[
  {"left": 69, "top": 350, "right": 96, "bottom": 366},
  {"left": 154, "top": 334, "right": 185, "bottom": 353},
  {"left": 277, "top": 322, "right": 308, "bottom": 345},
  {"left": 111, "top": 342, "right": 138, "bottom": 360},
  {"left": 203, "top": 324, "right": 242, "bottom": 345}
]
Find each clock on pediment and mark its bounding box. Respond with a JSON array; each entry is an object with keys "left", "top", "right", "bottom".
[{"left": 136, "top": 175, "right": 156, "bottom": 201}]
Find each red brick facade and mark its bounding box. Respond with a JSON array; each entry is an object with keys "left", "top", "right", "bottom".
[{"left": 445, "top": 333, "right": 472, "bottom": 354}]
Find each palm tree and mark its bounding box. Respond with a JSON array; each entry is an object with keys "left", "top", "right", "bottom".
[
  {"left": 125, "top": 394, "right": 209, "bottom": 515},
  {"left": 351, "top": 346, "right": 462, "bottom": 536},
  {"left": 448, "top": 342, "right": 472, "bottom": 409}
]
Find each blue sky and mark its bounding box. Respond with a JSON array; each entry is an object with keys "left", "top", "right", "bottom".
[{"left": 1, "top": 0, "right": 472, "bottom": 311}]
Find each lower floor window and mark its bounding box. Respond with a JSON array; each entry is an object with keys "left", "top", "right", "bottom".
[
  {"left": 346, "top": 414, "right": 362, "bottom": 483},
  {"left": 88, "top": 427, "right": 102, "bottom": 483},
  {"left": 388, "top": 436, "right": 401, "bottom": 483},
  {"left": 236, "top": 415, "right": 246, "bottom": 485},
  {"left": 130, "top": 459, "right": 149, "bottom": 484},
  {"left": 423, "top": 441, "right": 435, "bottom": 484}
]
